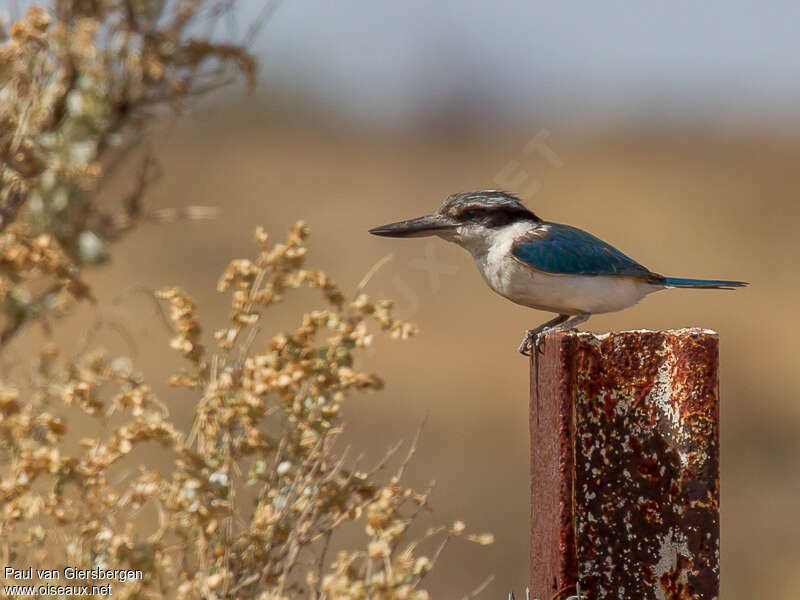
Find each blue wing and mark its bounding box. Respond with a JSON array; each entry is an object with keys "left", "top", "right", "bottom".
[{"left": 511, "top": 222, "right": 661, "bottom": 279}]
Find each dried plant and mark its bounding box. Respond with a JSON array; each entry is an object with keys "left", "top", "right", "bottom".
[
  {"left": 0, "top": 223, "right": 492, "bottom": 599},
  {"left": 0, "top": 0, "right": 257, "bottom": 347},
  {"left": 0, "top": 4, "right": 493, "bottom": 598}
]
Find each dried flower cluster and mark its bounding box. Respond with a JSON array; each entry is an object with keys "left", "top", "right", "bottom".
[
  {"left": 0, "top": 1, "right": 256, "bottom": 348},
  {"left": 0, "top": 224, "right": 492, "bottom": 599}
]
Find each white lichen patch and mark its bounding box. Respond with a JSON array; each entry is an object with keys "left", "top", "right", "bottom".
[
  {"left": 653, "top": 528, "right": 692, "bottom": 600},
  {"left": 648, "top": 346, "right": 678, "bottom": 423},
  {"left": 646, "top": 340, "right": 695, "bottom": 467}
]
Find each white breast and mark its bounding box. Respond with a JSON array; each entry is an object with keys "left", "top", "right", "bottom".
[{"left": 460, "top": 222, "right": 656, "bottom": 315}]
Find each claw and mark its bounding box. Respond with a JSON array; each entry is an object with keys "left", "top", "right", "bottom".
[
  {"left": 518, "top": 329, "right": 534, "bottom": 356},
  {"left": 534, "top": 332, "right": 547, "bottom": 353}
]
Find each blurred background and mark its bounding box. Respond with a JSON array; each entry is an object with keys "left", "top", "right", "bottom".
[{"left": 27, "top": 1, "right": 800, "bottom": 597}]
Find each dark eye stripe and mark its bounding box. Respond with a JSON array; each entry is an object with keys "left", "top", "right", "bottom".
[
  {"left": 458, "top": 207, "right": 486, "bottom": 219},
  {"left": 491, "top": 208, "right": 538, "bottom": 227},
  {"left": 456, "top": 206, "right": 538, "bottom": 225}
]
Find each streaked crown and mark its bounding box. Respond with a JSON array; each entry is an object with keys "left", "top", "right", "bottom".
[{"left": 440, "top": 190, "right": 539, "bottom": 227}]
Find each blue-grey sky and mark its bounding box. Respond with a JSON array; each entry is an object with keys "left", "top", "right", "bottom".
[{"left": 249, "top": 1, "right": 800, "bottom": 127}]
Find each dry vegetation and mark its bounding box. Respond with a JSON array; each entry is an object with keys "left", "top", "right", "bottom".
[{"left": 0, "top": 3, "right": 491, "bottom": 598}]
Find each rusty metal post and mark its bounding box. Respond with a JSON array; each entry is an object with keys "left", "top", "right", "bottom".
[{"left": 530, "top": 329, "right": 719, "bottom": 600}]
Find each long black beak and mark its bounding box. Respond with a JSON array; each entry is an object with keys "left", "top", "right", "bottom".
[{"left": 369, "top": 213, "right": 457, "bottom": 238}]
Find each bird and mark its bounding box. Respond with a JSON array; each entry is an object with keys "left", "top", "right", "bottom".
[{"left": 368, "top": 190, "right": 746, "bottom": 355}]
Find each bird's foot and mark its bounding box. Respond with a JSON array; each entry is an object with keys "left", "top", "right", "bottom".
[
  {"left": 534, "top": 331, "right": 548, "bottom": 353},
  {"left": 518, "top": 329, "right": 534, "bottom": 356},
  {"left": 519, "top": 314, "right": 573, "bottom": 357},
  {"left": 518, "top": 329, "right": 554, "bottom": 356}
]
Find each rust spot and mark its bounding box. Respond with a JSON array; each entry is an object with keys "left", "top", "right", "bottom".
[
  {"left": 639, "top": 498, "right": 661, "bottom": 523},
  {"left": 637, "top": 456, "right": 662, "bottom": 482},
  {"left": 643, "top": 565, "right": 657, "bottom": 585}
]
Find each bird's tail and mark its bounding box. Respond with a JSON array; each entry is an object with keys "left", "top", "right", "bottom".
[{"left": 664, "top": 277, "right": 748, "bottom": 290}]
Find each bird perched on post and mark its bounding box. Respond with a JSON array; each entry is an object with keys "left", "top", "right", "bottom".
[{"left": 369, "top": 190, "right": 746, "bottom": 355}]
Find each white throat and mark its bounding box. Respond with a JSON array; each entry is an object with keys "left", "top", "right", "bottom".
[{"left": 442, "top": 220, "right": 536, "bottom": 261}]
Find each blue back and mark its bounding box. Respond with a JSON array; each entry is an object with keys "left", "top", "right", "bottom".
[{"left": 511, "top": 222, "right": 660, "bottom": 279}]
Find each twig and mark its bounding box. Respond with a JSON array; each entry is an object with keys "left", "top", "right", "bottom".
[
  {"left": 313, "top": 530, "right": 333, "bottom": 599},
  {"left": 395, "top": 414, "right": 427, "bottom": 481},
  {"left": 368, "top": 439, "right": 404, "bottom": 476},
  {"left": 356, "top": 253, "right": 394, "bottom": 293},
  {"left": 243, "top": 0, "right": 283, "bottom": 47},
  {"left": 462, "top": 574, "right": 494, "bottom": 599}
]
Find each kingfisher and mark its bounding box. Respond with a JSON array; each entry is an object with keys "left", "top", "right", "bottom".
[{"left": 369, "top": 190, "right": 746, "bottom": 355}]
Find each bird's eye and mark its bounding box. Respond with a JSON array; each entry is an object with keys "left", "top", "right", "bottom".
[{"left": 461, "top": 208, "right": 484, "bottom": 220}]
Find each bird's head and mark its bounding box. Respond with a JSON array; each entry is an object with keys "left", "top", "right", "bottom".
[{"left": 369, "top": 191, "right": 540, "bottom": 249}]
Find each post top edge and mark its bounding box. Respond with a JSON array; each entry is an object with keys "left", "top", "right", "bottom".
[{"left": 566, "top": 327, "right": 719, "bottom": 340}]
